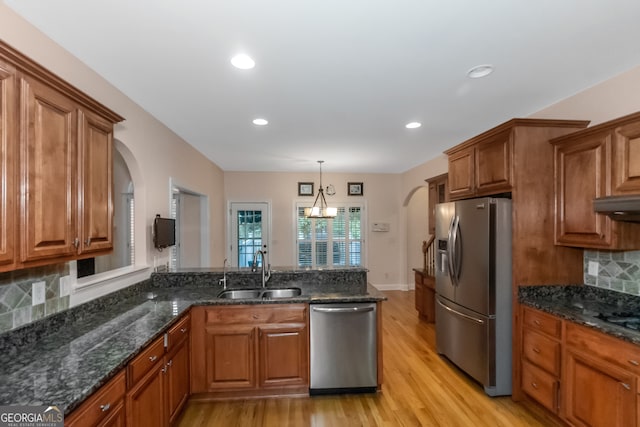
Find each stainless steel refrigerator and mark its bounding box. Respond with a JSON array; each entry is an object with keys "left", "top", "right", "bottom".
[{"left": 435, "top": 197, "right": 512, "bottom": 396}]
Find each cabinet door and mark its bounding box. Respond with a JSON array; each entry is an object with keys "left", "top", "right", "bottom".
[
  {"left": 563, "top": 349, "right": 636, "bottom": 427},
  {"left": 258, "top": 323, "right": 308, "bottom": 388},
  {"left": 0, "top": 63, "right": 16, "bottom": 270},
  {"left": 166, "top": 337, "right": 190, "bottom": 425},
  {"left": 20, "top": 75, "right": 77, "bottom": 262},
  {"left": 65, "top": 371, "right": 126, "bottom": 427},
  {"left": 613, "top": 120, "right": 640, "bottom": 194},
  {"left": 126, "top": 364, "right": 166, "bottom": 427},
  {"left": 554, "top": 133, "right": 611, "bottom": 248},
  {"left": 447, "top": 147, "right": 475, "bottom": 200},
  {"left": 475, "top": 131, "right": 513, "bottom": 195},
  {"left": 78, "top": 110, "right": 113, "bottom": 254},
  {"left": 203, "top": 325, "right": 256, "bottom": 391},
  {"left": 414, "top": 274, "right": 424, "bottom": 313}
]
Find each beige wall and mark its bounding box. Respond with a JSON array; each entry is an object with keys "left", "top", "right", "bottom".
[
  {"left": 225, "top": 171, "right": 405, "bottom": 287},
  {"left": 0, "top": 4, "right": 226, "bottom": 302}
]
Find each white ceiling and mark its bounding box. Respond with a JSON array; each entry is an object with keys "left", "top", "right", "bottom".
[{"left": 6, "top": 0, "right": 640, "bottom": 173}]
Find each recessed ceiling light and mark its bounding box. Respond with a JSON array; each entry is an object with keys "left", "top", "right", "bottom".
[
  {"left": 231, "top": 54, "right": 255, "bottom": 69},
  {"left": 405, "top": 122, "right": 422, "bottom": 129},
  {"left": 253, "top": 118, "right": 268, "bottom": 126},
  {"left": 467, "top": 64, "right": 494, "bottom": 79}
]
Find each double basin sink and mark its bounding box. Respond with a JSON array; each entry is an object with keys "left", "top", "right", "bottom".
[{"left": 217, "top": 287, "right": 302, "bottom": 300}]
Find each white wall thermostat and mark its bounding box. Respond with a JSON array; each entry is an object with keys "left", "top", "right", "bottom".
[{"left": 372, "top": 222, "right": 390, "bottom": 232}]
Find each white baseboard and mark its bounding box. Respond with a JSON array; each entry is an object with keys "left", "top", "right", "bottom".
[{"left": 371, "top": 283, "right": 411, "bottom": 291}]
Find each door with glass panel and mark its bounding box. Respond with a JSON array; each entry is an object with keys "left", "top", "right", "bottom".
[{"left": 230, "top": 203, "right": 270, "bottom": 268}]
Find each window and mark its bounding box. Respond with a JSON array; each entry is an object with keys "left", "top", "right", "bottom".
[
  {"left": 230, "top": 202, "right": 270, "bottom": 268},
  {"left": 296, "top": 203, "right": 364, "bottom": 268}
]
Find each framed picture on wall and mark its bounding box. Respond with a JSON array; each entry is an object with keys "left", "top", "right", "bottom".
[
  {"left": 348, "top": 182, "right": 363, "bottom": 196},
  {"left": 298, "top": 182, "right": 314, "bottom": 196}
]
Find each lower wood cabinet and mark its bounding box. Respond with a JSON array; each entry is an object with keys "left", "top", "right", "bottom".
[
  {"left": 126, "top": 359, "right": 166, "bottom": 427},
  {"left": 190, "top": 304, "right": 309, "bottom": 397},
  {"left": 520, "top": 306, "right": 640, "bottom": 426},
  {"left": 65, "top": 371, "right": 126, "bottom": 427},
  {"left": 414, "top": 270, "right": 435, "bottom": 322}
]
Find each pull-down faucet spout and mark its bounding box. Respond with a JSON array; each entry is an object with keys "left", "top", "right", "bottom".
[{"left": 252, "top": 250, "right": 271, "bottom": 288}]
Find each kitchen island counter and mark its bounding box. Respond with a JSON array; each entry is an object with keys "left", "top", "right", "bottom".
[{"left": 0, "top": 268, "right": 384, "bottom": 415}]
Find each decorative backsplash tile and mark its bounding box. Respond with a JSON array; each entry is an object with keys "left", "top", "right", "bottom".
[
  {"left": 584, "top": 250, "right": 640, "bottom": 296},
  {"left": 0, "top": 263, "right": 70, "bottom": 334}
]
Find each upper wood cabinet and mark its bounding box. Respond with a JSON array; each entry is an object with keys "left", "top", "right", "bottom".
[
  {"left": 0, "top": 62, "right": 17, "bottom": 270},
  {"left": 550, "top": 111, "right": 640, "bottom": 250},
  {"left": 426, "top": 173, "right": 448, "bottom": 235},
  {"left": 447, "top": 146, "right": 475, "bottom": 200},
  {"left": 0, "top": 40, "right": 123, "bottom": 272}
]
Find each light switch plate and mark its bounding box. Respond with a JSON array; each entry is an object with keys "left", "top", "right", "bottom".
[
  {"left": 32, "top": 281, "right": 46, "bottom": 306},
  {"left": 588, "top": 261, "right": 599, "bottom": 276}
]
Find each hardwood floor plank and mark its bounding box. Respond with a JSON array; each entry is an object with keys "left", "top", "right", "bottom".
[{"left": 178, "top": 291, "right": 561, "bottom": 426}]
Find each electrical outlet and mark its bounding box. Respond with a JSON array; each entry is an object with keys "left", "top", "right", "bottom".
[
  {"left": 588, "top": 261, "right": 599, "bottom": 276},
  {"left": 60, "top": 275, "right": 71, "bottom": 297},
  {"left": 32, "top": 281, "right": 46, "bottom": 306}
]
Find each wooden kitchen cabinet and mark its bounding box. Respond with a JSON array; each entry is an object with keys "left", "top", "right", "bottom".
[
  {"left": 447, "top": 146, "right": 475, "bottom": 200},
  {"left": 426, "top": 173, "right": 448, "bottom": 235},
  {"left": 126, "top": 359, "right": 166, "bottom": 427},
  {"left": 166, "top": 337, "right": 190, "bottom": 425},
  {"left": 65, "top": 371, "right": 126, "bottom": 427},
  {"left": 520, "top": 306, "right": 562, "bottom": 414},
  {"left": 190, "top": 304, "right": 309, "bottom": 398},
  {"left": 550, "top": 111, "right": 640, "bottom": 250},
  {"left": 0, "top": 40, "right": 123, "bottom": 273},
  {"left": 0, "top": 62, "right": 17, "bottom": 270},
  {"left": 414, "top": 270, "right": 435, "bottom": 322}
]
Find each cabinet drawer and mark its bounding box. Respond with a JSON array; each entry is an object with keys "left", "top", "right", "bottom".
[
  {"left": 566, "top": 322, "right": 640, "bottom": 376},
  {"left": 167, "top": 313, "right": 190, "bottom": 352},
  {"left": 521, "top": 360, "right": 558, "bottom": 414},
  {"left": 65, "top": 371, "right": 125, "bottom": 427},
  {"left": 522, "top": 307, "right": 561, "bottom": 338},
  {"left": 522, "top": 329, "right": 561, "bottom": 376},
  {"left": 204, "top": 304, "right": 307, "bottom": 325},
  {"left": 128, "top": 336, "right": 165, "bottom": 387}
]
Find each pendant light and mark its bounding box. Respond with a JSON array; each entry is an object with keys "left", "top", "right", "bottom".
[{"left": 304, "top": 160, "right": 337, "bottom": 219}]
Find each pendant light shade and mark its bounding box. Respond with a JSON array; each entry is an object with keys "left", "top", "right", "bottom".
[{"left": 304, "top": 161, "right": 337, "bottom": 219}]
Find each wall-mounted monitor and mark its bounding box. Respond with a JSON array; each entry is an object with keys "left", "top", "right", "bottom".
[{"left": 153, "top": 215, "right": 176, "bottom": 250}]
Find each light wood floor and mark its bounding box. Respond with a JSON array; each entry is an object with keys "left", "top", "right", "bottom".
[{"left": 177, "top": 291, "right": 561, "bottom": 426}]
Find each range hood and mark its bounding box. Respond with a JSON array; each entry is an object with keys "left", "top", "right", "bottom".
[{"left": 593, "top": 195, "right": 640, "bottom": 222}]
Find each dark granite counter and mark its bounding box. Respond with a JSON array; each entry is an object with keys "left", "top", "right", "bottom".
[
  {"left": 519, "top": 284, "right": 640, "bottom": 345},
  {"left": 0, "top": 268, "right": 385, "bottom": 415}
]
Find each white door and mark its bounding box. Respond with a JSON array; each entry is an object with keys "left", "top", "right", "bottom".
[{"left": 230, "top": 202, "right": 270, "bottom": 268}]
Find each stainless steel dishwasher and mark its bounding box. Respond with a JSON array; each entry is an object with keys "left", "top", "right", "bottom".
[{"left": 309, "top": 302, "right": 377, "bottom": 395}]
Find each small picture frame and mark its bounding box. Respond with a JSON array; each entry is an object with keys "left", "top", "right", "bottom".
[
  {"left": 298, "top": 182, "right": 314, "bottom": 196},
  {"left": 348, "top": 182, "right": 363, "bottom": 196}
]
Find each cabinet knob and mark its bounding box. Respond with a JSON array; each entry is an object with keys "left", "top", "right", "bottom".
[
  {"left": 531, "top": 382, "right": 538, "bottom": 389},
  {"left": 100, "top": 403, "right": 110, "bottom": 412},
  {"left": 621, "top": 382, "right": 631, "bottom": 390},
  {"left": 149, "top": 355, "right": 158, "bottom": 362},
  {"left": 167, "top": 359, "right": 173, "bottom": 367},
  {"left": 534, "top": 320, "right": 541, "bottom": 326},
  {"left": 73, "top": 238, "right": 79, "bottom": 249},
  {"left": 85, "top": 237, "right": 92, "bottom": 247},
  {"left": 161, "top": 365, "right": 167, "bottom": 373},
  {"left": 628, "top": 360, "right": 639, "bottom": 366},
  {"left": 180, "top": 328, "right": 187, "bottom": 333},
  {"left": 532, "top": 347, "right": 541, "bottom": 354}
]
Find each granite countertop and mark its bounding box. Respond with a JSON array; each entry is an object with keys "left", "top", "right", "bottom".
[
  {"left": 519, "top": 284, "right": 640, "bottom": 345},
  {"left": 0, "top": 270, "right": 385, "bottom": 415}
]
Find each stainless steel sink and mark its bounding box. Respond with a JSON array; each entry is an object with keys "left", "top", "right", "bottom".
[
  {"left": 217, "top": 289, "right": 262, "bottom": 299},
  {"left": 262, "top": 288, "right": 302, "bottom": 299},
  {"left": 216, "top": 287, "right": 302, "bottom": 300}
]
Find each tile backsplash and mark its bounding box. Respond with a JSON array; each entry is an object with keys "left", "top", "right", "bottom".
[
  {"left": 0, "top": 263, "right": 71, "bottom": 334},
  {"left": 584, "top": 250, "right": 640, "bottom": 296}
]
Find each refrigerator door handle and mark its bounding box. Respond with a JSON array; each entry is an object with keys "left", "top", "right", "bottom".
[
  {"left": 452, "top": 215, "right": 462, "bottom": 282},
  {"left": 436, "top": 297, "right": 485, "bottom": 325},
  {"left": 446, "top": 216, "right": 456, "bottom": 285}
]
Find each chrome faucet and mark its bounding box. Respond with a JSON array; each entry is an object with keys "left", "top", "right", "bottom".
[
  {"left": 252, "top": 250, "right": 271, "bottom": 288},
  {"left": 219, "top": 258, "right": 228, "bottom": 289}
]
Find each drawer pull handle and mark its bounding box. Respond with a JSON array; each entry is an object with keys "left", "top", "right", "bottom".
[
  {"left": 629, "top": 360, "right": 639, "bottom": 366},
  {"left": 531, "top": 382, "right": 538, "bottom": 389},
  {"left": 100, "top": 403, "right": 110, "bottom": 412},
  {"left": 162, "top": 365, "right": 167, "bottom": 373},
  {"left": 167, "top": 360, "right": 173, "bottom": 367},
  {"left": 149, "top": 355, "right": 158, "bottom": 362},
  {"left": 621, "top": 382, "right": 631, "bottom": 390},
  {"left": 180, "top": 328, "right": 187, "bottom": 333},
  {"left": 534, "top": 320, "right": 541, "bottom": 326},
  {"left": 532, "top": 347, "right": 541, "bottom": 353}
]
